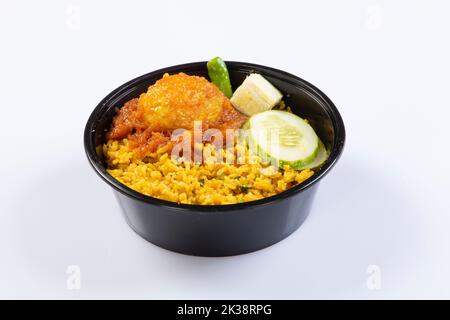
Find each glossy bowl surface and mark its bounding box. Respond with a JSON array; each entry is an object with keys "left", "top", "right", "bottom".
[{"left": 84, "top": 61, "right": 345, "bottom": 256}]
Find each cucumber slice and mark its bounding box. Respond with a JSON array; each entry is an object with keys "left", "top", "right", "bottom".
[
  {"left": 246, "top": 110, "right": 319, "bottom": 169},
  {"left": 301, "top": 139, "right": 329, "bottom": 169}
]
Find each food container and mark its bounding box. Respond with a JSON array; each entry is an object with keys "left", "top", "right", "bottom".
[{"left": 84, "top": 61, "right": 345, "bottom": 256}]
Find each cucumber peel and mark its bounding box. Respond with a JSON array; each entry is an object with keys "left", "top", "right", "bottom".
[{"left": 301, "top": 139, "right": 329, "bottom": 169}]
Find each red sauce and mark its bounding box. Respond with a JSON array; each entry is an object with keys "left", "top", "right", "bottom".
[{"left": 106, "top": 73, "right": 248, "bottom": 158}]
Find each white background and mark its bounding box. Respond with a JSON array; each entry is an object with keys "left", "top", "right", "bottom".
[{"left": 0, "top": 0, "right": 449, "bottom": 299}]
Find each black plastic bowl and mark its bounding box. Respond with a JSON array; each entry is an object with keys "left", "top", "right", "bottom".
[{"left": 84, "top": 61, "right": 345, "bottom": 256}]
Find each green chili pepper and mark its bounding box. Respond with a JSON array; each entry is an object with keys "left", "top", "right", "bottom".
[{"left": 207, "top": 57, "right": 233, "bottom": 98}]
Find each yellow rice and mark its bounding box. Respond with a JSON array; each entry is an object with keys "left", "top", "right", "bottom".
[{"left": 103, "top": 139, "right": 314, "bottom": 205}]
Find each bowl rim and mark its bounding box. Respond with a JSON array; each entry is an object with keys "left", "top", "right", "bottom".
[{"left": 84, "top": 61, "right": 345, "bottom": 213}]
